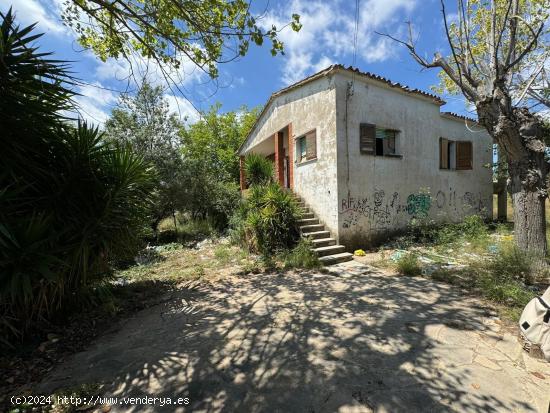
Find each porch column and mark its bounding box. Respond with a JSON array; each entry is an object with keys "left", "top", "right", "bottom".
[
  {"left": 239, "top": 156, "right": 246, "bottom": 191},
  {"left": 275, "top": 131, "right": 284, "bottom": 185},
  {"left": 288, "top": 123, "right": 294, "bottom": 189}
]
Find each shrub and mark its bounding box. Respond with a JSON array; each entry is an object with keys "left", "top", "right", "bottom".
[
  {"left": 0, "top": 13, "right": 155, "bottom": 347},
  {"left": 283, "top": 239, "right": 321, "bottom": 269},
  {"left": 231, "top": 183, "right": 301, "bottom": 256},
  {"left": 396, "top": 253, "right": 422, "bottom": 276},
  {"left": 461, "top": 214, "right": 488, "bottom": 241},
  {"left": 244, "top": 153, "right": 274, "bottom": 186},
  {"left": 485, "top": 243, "right": 536, "bottom": 284}
]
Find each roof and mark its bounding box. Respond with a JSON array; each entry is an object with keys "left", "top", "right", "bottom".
[
  {"left": 441, "top": 112, "right": 479, "bottom": 124},
  {"left": 239, "top": 65, "right": 456, "bottom": 154}
]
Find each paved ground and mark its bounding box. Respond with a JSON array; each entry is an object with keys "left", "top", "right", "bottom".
[{"left": 36, "top": 261, "right": 550, "bottom": 412}]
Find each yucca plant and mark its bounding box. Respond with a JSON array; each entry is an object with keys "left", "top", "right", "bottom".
[
  {"left": 0, "top": 10, "right": 155, "bottom": 347},
  {"left": 233, "top": 183, "right": 301, "bottom": 255},
  {"left": 244, "top": 153, "right": 274, "bottom": 186}
]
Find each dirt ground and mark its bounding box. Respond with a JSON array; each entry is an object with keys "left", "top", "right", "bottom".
[{"left": 34, "top": 260, "right": 550, "bottom": 413}]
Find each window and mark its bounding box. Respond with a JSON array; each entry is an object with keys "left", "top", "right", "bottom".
[
  {"left": 440, "top": 138, "right": 472, "bottom": 170},
  {"left": 360, "top": 123, "right": 398, "bottom": 156},
  {"left": 296, "top": 129, "right": 317, "bottom": 162}
]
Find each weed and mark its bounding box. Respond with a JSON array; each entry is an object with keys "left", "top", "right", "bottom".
[
  {"left": 214, "top": 244, "right": 232, "bottom": 265},
  {"left": 283, "top": 239, "right": 321, "bottom": 269},
  {"left": 396, "top": 253, "right": 422, "bottom": 276}
]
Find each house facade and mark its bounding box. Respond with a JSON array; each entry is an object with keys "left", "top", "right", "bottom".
[{"left": 238, "top": 65, "right": 493, "bottom": 251}]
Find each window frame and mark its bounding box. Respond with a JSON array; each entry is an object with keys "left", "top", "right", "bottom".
[
  {"left": 295, "top": 128, "right": 317, "bottom": 164},
  {"left": 360, "top": 123, "right": 402, "bottom": 158},
  {"left": 440, "top": 137, "right": 473, "bottom": 170}
]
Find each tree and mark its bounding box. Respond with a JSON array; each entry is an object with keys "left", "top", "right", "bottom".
[
  {"left": 61, "top": 0, "right": 301, "bottom": 80},
  {"left": 179, "top": 104, "right": 259, "bottom": 228},
  {"left": 105, "top": 82, "right": 185, "bottom": 233},
  {"left": 380, "top": 0, "right": 550, "bottom": 255}
]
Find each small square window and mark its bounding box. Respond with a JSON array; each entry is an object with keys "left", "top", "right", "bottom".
[{"left": 296, "top": 129, "right": 317, "bottom": 163}]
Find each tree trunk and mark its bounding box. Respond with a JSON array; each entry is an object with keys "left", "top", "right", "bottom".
[
  {"left": 509, "top": 161, "right": 547, "bottom": 255},
  {"left": 478, "top": 102, "right": 548, "bottom": 255}
]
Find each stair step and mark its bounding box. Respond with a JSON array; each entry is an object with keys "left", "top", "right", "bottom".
[
  {"left": 312, "top": 237, "right": 336, "bottom": 247},
  {"left": 300, "top": 224, "right": 324, "bottom": 233},
  {"left": 298, "top": 218, "right": 319, "bottom": 225},
  {"left": 302, "top": 230, "right": 330, "bottom": 240},
  {"left": 300, "top": 212, "right": 315, "bottom": 219},
  {"left": 319, "top": 252, "right": 354, "bottom": 265},
  {"left": 314, "top": 244, "right": 346, "bottom": 257}
]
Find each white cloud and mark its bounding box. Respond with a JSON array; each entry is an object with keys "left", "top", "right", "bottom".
[
  {"left": 260, "top": 0, "right": 417, "bottom": 84},
  {"left": 70, "top": 82, "right": 118, "bottom": 125},
  {"left": 4, "top": 0, "right": 67, "bottom": 36},
  {"left": 94, "top": 50, "right": 208, "bottom": 89},
  {"left": 164, "top": 94, "right": 200, "bottom": 124}
]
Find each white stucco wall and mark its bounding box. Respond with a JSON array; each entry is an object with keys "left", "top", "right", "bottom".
[
  {"left": 241, "top": 76, "right": 340, "bottom": 235},
  {"left": 333, "top": 71, "right": 493, "bottom": 249}
]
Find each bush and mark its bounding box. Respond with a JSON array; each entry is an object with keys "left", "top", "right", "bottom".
[
  {"left": 0, "top": 13, "right": 155, "bottom": 347},
  {"left": 231, "top": 183, "right": 301, "bottom": 256},
  {"left": 396, "top": 253, "right": 422, "bottom": 276},
  {"left": 485, "top": 243, "right": 537, "bottom": 284},
  {"left": 283, "top": 239, "right": 321, "bottom": 269},
  {"left": 244, "top": 153, "right": 274, "bottom": 186}
]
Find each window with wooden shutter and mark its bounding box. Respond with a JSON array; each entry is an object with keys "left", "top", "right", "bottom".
[
  {"left": 360, "top": 123, "right": 376, "bottom": 154},
  {"left": 296, "top": 129, "right": 317, "bottom": 163},
  {"left": 456, "top": 141, "right": 473, "bottom": 170},
  {"left": 440, "top": 137, "right": 449, "bottom": 169},
  {"left": 306, "top": 129, "right": 317, "bottom": 160}
]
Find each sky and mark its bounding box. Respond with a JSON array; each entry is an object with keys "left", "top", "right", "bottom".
[{"left": 1, "top": 0, "right": 472, "bottom": 126}]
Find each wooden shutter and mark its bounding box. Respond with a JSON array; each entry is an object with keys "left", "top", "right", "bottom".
[
  {"left": 439, "top": 137, "right": 449, "bottom": 169},
  {"left": 456, "top": 141, "right": 473, "bottom": 170},
  {"left": 360, "top": 123, "right": 376, "bottom": 154},
  {"left": 306, "top": 130, "right": 317, "bottom": 160}
]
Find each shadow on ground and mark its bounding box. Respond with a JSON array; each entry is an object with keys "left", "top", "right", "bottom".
[{"left": 35, "top": 264, "right": 548, "bottom": 412}]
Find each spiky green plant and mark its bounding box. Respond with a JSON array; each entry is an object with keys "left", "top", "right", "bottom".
[
  {"left": 0, "top": 10, "right": 155, "bottom": 347},
  {"left": 244, "top": 153, "right": 274, "bottom": 186}
]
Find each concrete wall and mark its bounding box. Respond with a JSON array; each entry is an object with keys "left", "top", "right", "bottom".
[
  {"left": 333, "top": 71, "right": 494, "bottom": 249},
  {"left": 241, "top": 76, "right": 340, "bottom": 235}
]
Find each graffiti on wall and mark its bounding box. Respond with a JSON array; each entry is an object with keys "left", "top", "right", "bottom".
[{"left": 340, "top": 188, "right": 489, "bottom": 230}]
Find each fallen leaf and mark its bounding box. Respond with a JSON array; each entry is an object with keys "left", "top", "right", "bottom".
[{"left": 531, "top": 371, "right": 546, "bottom": 380}]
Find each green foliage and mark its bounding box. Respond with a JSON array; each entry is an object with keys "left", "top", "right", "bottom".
[
  {"left": 61, "top": 0, "right": 301, "bottom": 79},
  {"left": 396, "top": 253, "right": 422, "bottom": 276},
  {"left": 283, "top": 238, "right": 321, "bottom": 269},
  {"left": 485, "top": 242, "right": 535, "bottom": 283},
  {"left": 179, "top": 104, "right": 259, "bottom": 230},
  {"left": 244, "top": 153, "right": 274, "bottom": 186},
  {"left": 105, "top": 82, "right": 185, "bottom": 233},
  {"left": 0, "top": 12, "right": 155, "bottom": 347},
  {"left": 231, "top": 183, "right": 301, "bottom": 256},
  {"left": 181, "top": 104, "right": 259, "bottom": 182}
]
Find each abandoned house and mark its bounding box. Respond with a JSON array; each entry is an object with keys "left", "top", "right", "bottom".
[{"left": 238, "top": 65, "right": 493, "bottom": 263}]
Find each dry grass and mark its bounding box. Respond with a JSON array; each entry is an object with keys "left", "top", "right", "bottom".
[{"left": 116, "top": 241, "right": 254, "bottom": 284}]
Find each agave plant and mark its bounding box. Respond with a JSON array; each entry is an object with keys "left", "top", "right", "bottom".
[{"left": 0, "top": 10, "right": 155, "bottom": 347}]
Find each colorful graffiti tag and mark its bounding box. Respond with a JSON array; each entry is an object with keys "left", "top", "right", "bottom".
[{"left": 340, "top": 188, "right": 489, "bottom": 230}]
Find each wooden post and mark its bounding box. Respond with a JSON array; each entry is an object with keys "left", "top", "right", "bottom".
[
  {"left": 239, "top": 156, "right": 246, "bottom": 191},
  {"left": 275, "top": 131, "right": 284, "bottom": 186},
  {"left": 288, "top": 123, "right": 294, "bottom": 189}
]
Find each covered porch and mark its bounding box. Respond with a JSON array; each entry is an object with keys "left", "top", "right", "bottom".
[{"left": 239, "top": 123, "right": 294, "bottom": 190}]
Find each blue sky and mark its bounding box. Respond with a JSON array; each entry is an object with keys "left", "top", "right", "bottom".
[{"left": 1, "top": 0, "right": 471, "bottom": 125}]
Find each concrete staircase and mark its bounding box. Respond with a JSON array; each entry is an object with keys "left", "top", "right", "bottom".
[{"left": 294, "top": 196, "right": 353, "bottom": 265}]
